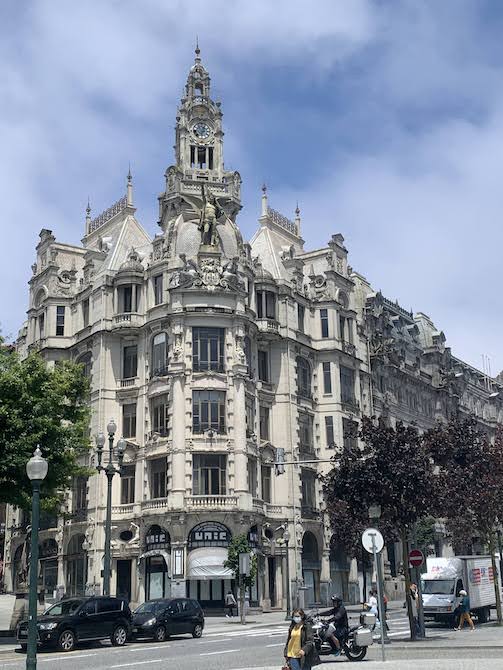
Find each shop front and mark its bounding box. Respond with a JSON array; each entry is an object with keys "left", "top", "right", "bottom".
[
  {"left": 39, "top": 538, "right": 58, "bottom": 601},
  {"left": 186, "top": 522, "right": 233, "bottom": 609},
  {"left": 139, "top": 525, "right": 171, "bottom": 600},
  {"left": 65, "top": 533, "right": 87, "bottom": 596}
]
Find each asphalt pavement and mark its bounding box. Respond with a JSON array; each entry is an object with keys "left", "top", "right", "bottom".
[{"left": 1, "top": 609, "right": 503, "bottom": 670}]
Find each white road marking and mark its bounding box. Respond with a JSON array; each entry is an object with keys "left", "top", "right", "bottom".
[
  {"left": 110, "top": 660, "right": 164, "bottom": 668},
  {"left": 200, "top": 648, "right": 240, "bottom": 656},
  {"left": 39, "top": 653, "right": 98, "bottom": 661},
  {"left": 110, "top": 645, "right": 170, "bottom": 653},
  {"left": 266, "top": 643, "right": 284, "bottom": 647}
]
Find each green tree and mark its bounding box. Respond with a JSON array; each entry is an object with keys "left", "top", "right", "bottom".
[
  {"left": 425, "top": 417, "right": 503, "bottom": 624},
  {"left": 322, "top": 416, "right": 436, "bottom": 639},
  {"left": 224, "top": 533, "right": 257, "bottom": 624},
  {"left": 0, "top": 345, "right": 91, "bottom": 510}
]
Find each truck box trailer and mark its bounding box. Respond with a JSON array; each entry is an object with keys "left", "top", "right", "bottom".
[{"left": 421, "top": 556, "right": 499, "bottom": 624}]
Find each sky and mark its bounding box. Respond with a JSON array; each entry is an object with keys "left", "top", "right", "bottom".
[{"left": 0, "top": 0, "right": 502, "bottom": 374}]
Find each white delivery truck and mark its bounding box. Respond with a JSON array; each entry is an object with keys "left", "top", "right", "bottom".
[{"left": 421, "top": 556, "right": 499, "bottom": 624}]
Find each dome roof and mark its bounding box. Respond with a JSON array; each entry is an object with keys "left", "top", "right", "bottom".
[{"left": 118, "top": 248, "right": 144, "bottom": 274}]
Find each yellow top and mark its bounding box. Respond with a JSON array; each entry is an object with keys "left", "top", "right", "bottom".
[{"left": 287, "top": 625, "right": 303, "bottom": 658}]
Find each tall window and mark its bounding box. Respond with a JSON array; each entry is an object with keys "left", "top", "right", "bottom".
[
  {"left": 261, "top": 464, "right": 272, "bottom": 503},
  {"left": 150, "top": 458, "right": 167, "bottom": 498},
  {"left": 244, "top": 336, "right": 252, "bottom": 377},
  {"left": 298, "top": 303, "right": 305, "bottom": 333},
  {"left": 246, "top": 394, "right": 255, "bottom": 437},
  {"left": 192, "top": 454, "right": 227, "bottom": 495},
  {"left": 258, "top": 350, "right": 269, "bottom": 382},
  {"left": 320, "top": 309, "right": 329, "bottom": 338},
  {"left": 77, "top": 352, "right": 92, "bottom": 379},
  {"left": 153, "top": 274, "right": 163, "bottom": 305},
  {"left": 339, "top": 315, "right": 354, "bottom": 343},
  {"left": 299, "top": 411, "right": 314, "bottom": 453},
  {"left": 296, "top": 356, "right": 311, "bottom": 398},
  {"left": 38, "top": 312, "right": 45, "bottom": 339},
  {"left": 325, "top": 416, "right": 335, "bottom": 448},
  {"left": 121, "top": 465, "right": 135, "bottom": 504},
  {"left": 192, "top": 390, "right": 226, "bottom": 434},
  {"left": 56, "top": 306, "right": 65, "bottom": 336},
  {"left": 256, "top": 290, "right": 276, "bottom": 319},
  {"left": 343, "top": 418, "right": 358, "bottom": 452},
  {"left": 340, "top": 366, "right": 355, "bottom": 404},
  {"left": 301, "top": 470, "right": 316, "bottom": 511},
  {"left": 151, "top": 394, "right": 169, "bottom": 436},
  {"left": 192, "top": 327, "right": 224, "bottom": 372},
  {"left": 123, "top": 344, "right": 138, "bottom": 379},
  {"left": 82, "top": 299, "right": 89, "bottom": 327},
  {"left": 259, "top": 405, "right": 270, "bottom": 441},
  {"left": 72, "top": 476, "right": 87, "bottom": 513},
  {"left": 152, "top": 332, "right": 168, "bottom": 376},
  {"left": 322, "top": 362, "right": 332, "bottom": 394},
  {"left": 121, "top": 285, "right": 134, "bottom": 313},
  {"left": 122, "top": 403, "right": 137, "bottom": 439},
  {"left": 247, "top": 457, "right": 258, "bottom": 497}
]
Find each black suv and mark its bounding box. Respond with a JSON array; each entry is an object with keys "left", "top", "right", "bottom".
[
  {"left": 132, "top": 598, "right": 204, "bottom": 641},
  {"left": 17, "top": 596, "right": 132, "bottom": 652}
]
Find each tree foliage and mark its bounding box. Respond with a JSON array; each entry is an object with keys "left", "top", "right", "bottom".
[
  {"left": 322, "top": 417, "right": 436, "bottom": 555},
  {"left": 224, "top": 533, "right": 257, "bottom": 588},
  {"left": 0, "top": 345, "right": 91, "bottom": 510}
]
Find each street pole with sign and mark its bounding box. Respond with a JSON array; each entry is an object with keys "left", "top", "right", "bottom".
[
  {"left": 409, "top": 549, "right": 426, "bottom": 638},
  {"left": 239, "top": 552, "right": 251, "bottom": 625},
  {"left": 362, "top": 528, "right": 386, "bottom": 662}
]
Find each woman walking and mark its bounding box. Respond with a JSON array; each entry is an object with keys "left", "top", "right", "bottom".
[
  {"left": 283, "top": 609, "right": 320, "bottom": 670},
  {"left": 455, "top": 590, "right": 475, "bottom": 631}
]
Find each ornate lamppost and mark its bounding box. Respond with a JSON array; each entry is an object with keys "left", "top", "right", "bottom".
[
  {"left": 26, "top": 446, "right": 48, "bottom": 670},
  {"left": 95, "top": 420, "right": 126, "bottom": 596}
]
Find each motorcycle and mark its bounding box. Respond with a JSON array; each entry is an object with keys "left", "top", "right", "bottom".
[{"left": 306, "top": 610, "right": 375, "bottom": 662}]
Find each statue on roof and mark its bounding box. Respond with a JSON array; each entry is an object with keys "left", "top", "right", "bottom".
[{"left": 181, "top": 184, "right": 231, "bottom": 248}]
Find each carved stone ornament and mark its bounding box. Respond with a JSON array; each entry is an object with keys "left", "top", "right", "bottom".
[{"left": 171, "top": 255, "right": 244, "bottom": 293}]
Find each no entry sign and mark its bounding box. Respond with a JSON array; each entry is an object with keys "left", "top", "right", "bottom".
[{"left": 408, "top": 549, "right": 424, "bottom": 568}]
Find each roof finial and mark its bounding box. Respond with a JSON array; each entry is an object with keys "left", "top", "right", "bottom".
[
  {"left": 86, "top": 197, "right": 91, "bottom": 216},
  {"left": 261, "top": 183, "right": 268, "bottom": 217},
  {"left": 294, "top": 201, "right": 301, "bottom": 234},
  {"left": 126, "top": 165, "right": 134, "bottom": 207},
  {"left": 195, "top": 37, "right": 201, "bottom": 63},
  {"left": 85, "top": 198, "right": 92, "bottom": 234}
]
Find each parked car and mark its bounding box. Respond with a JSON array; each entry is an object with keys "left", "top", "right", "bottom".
[
  {"left": 17, "top": 596, "right": 132, "bottom": 652},
  {"left": 132, "top": 598, "right": 204, "bottom": 641}
]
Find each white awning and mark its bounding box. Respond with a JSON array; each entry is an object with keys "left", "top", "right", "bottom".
[
  {"left": 138, "top": 549, "right": 171, "bottom": 576},
  {"left": 187, "top": 547, "right": 233, "bottom": 580}
]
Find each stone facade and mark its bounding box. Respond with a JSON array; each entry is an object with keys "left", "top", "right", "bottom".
[{"left": 3, "top": 50, "right": 503, "bottom": 609}]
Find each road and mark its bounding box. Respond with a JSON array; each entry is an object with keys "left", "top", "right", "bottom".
[{"left": 1, "top": 611, "right": 503, "bottom": 670}]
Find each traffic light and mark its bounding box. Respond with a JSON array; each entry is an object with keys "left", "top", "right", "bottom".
[{"left": 274, "top": 447, "right": 285, "bottom": 475}]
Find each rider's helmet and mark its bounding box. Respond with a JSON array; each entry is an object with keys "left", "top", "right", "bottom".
[{"left": 330, "top": 594, "right": 342, "bottom": 606}]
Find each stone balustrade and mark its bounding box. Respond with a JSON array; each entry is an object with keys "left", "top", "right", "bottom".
[{"left": 186, "top": 495, "right": 238, "bottom": 510}]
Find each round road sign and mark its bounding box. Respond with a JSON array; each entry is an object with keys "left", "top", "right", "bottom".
[
  {"left": 362, "top": 527, "right": 384, "bottom": 554},
  {"left": 408, "top": 548, "right": 424, "bottom": 568}
]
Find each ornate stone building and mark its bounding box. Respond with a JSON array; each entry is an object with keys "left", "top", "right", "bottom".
[{"left": 3, "top": 49, "right": 503, "bottom": 608}]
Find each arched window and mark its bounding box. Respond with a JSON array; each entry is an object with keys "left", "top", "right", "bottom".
[
  {"left": 296, "top": 356, "right": 312, "bottom": 398},
  {"left": 152, "top": 333, "right": 168, "bottom": 377},
  {"left": 77, "top": 352, "right": 92, "bottom": 379}
]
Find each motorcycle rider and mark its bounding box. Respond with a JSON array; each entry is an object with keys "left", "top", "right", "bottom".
[{"left": 319, "top": 594, "right": 348, "bottom": 654}]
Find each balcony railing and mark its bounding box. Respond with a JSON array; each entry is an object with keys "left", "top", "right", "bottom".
[
  {"left": 342, "top": 341, "right": 356, "bottom": 356},
  {"left": 264, "top": 503, "right": 283, "bottom": 516},
  {"left": 112, "top": 504, "right": 134, "bottom": 515},
  {"left": 112, "top": 313, "right": 144, "bottom": 329},
  {"left": 141, "top": 497, "right": 168, "bottom": 511},
  {"left": 186, "top": 495, "right": 238, "bottom": 510},
  {"left": 341, "top": 398, "right": 360, "bottom": 413},
  {"left": 119, "top": 377, "right": 139, "bottom": 388},
  {"left": 256, "top": 319, "right": 280, "bottom": 335}
]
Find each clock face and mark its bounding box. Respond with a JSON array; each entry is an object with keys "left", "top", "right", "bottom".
[{"left": 193, "top": 122, "right": 211, "bottom": 140}]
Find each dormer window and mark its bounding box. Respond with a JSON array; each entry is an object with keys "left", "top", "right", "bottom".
[{"left": 256, "top": 290, "right": 276, "bottom": 320}]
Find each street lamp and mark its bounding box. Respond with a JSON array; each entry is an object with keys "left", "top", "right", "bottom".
[
  {"left": 284, "top": 528, "right": 291, "bottom": 620},
  {"left": 368, "top": 504, "right": 389, "bottom": 644},
  {"left": 26, "top": 446, "right": 48, "bottom": 670},
  {"left": 95, "top": 420, "right": 126, "bottom": 596}
]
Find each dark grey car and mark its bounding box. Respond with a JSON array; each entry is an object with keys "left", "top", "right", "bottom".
[{"left": 132, "top": 598, "right": 204, "bottom": 642}]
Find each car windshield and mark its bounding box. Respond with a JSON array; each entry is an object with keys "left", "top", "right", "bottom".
[
  {"left": 44, "top": 599, "right": 85, "bottom": 616},
  {"left": 421, "top": 579, "right": 454, "bottom": 595},
  {"left": 135, "top": 601, "right": 168, "bottom": 615}
]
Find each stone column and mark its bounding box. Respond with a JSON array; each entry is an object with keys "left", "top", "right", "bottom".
[
  {"left": 170, "top": 371, "right": 186, "bottom": 509},
  {"left": 263, "top": 555, "right": 271, "bottom": 610},
  {"left": 348, "top": 557, "right": 360, "bottom": 605},
  {"left": 232, "top": 370, "right": 251, "bottom": 509}
]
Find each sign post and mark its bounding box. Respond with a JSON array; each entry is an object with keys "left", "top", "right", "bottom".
[
  {"left": 408, "top": 549, "right": 425, "bottom": 638},
  {"left": 362, "top": 528, "right": 386, "bottom": 662},
  {"left": 239, "top": 552, "right": 251, "bottom": 626}
]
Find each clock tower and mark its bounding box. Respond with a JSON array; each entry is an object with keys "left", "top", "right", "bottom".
[{"left": 158, "top": 46, "right": 241, "bottom": 233}]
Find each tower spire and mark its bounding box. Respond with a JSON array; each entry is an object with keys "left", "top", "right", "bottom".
[
  {"left": 294, "top": 202, "right": 301, "bottom": 235},
  {"left": 195, "top": 37, "right": 201, "bottom": 64},
  {"left": 85, "top": 198, "right": 92, "bottom": 234},
  {"left": 126, "top": 164, "right": 134, "bottom": 207}
]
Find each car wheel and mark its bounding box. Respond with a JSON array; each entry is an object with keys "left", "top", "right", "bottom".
[
  {"left": 111, "top": 624, "right": 128, "bottom": 647},
  {"left": 192, "top": 623, "right": 203, "bottom": 638},
  {"left": 58, "top": 629, "right": 76, "bottom": 652},
  {"left": 154, "top": 625, "right": 167, "bottom": 642}
]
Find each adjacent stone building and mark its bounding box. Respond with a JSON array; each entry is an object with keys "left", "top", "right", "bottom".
[{"left": 3, "top": 49, "right": 502, "bottom": 609}]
